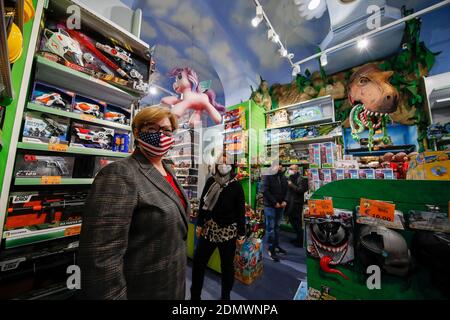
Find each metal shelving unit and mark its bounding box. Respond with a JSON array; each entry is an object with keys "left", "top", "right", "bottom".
[
  {"left": 264, "top": 95, "right": 333, "bottom": 114},
  {"left": 265, "top": 133, "right": 342, "bottom": 147}
]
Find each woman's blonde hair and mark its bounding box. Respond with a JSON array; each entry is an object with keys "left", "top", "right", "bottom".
[{"left": 132, "top": 105, "right": 178, "bottom": 133}]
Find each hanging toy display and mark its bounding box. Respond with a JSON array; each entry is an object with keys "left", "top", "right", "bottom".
[
  {"left": 348, "top": 64, "right": 399, "bottom": 151},
  {"left": 161, "top": 67, "right": 225, "bottom": 127}
]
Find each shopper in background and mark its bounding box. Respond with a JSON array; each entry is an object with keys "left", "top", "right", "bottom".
[
  {"left": 262, "top": 161, "right": 288, "bottom": 262},
  {"left": 78, "top": 106, "right": 189, "bottom": 300},
  {"left": 286, "top": 165, "right": 308, "bottom": 248},
  {"left": 191, "top": 155, "right": 246, "bottom": 300}
]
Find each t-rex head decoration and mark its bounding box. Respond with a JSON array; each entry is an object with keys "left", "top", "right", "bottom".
[
  {"left": 348, "top": 64, "right": 399, "bottom": 150},
  {"left": 348, "top": 63, "right": 398, "bottom": 114}
]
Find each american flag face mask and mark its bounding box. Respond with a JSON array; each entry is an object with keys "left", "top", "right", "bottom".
[{"left": 137, "top": 131, "right": 175, "bottom": 158}]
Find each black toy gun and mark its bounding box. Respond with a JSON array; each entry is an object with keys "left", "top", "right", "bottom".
[
  {"left": 24, "top": 155, "right": 69, "bottom": 175},
  {"left": 42, "top": 115, "right": 66, "bottom": 137}
]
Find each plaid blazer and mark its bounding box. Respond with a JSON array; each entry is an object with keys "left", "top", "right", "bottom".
[{"left": 78, "top": 151, "right": 189, "bottom": 300}]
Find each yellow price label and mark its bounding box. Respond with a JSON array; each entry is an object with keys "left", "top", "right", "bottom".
[
  {"left": 360, "top": 198, "right": 395, "bottom": 222},
  {"left": 80, "top": 114, "right": 97, "bottom": 121},
  {"left": 64, "top": 226, "right": 82, "bottom": 236},
  {"left": 308, "top": 199, "right": 334, "bottom": 217},
  {"left": 48, "top": 143, "right": 68, "bottom": 152},
  {"left": 41, "top": 176, "right": 62, "bottom": 185}
]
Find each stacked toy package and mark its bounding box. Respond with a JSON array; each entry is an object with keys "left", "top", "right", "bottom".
[
  {"left": 407, "top": 151, "right": 450, "bottom": 181},
  {"left": 70, "top": 122, "right": 114, "bottom": 150},
  {"left": 234, "top": 205, "right": 264, "bottom": 285},
  {"left": 22, "top": 112, "right": 70, "bottom": 145},
  {"left": 30, "top": 82, "right": 74, "bottom": 111},
  {"left": 14, "top": 154, "right": 75, "bottom": 178}
]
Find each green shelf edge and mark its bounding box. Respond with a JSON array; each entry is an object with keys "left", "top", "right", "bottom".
[
  {"left": 17, "top": 142, "right": 131, "bottom": 158},
  {"left": 14, "top": 178, "right": 94, "bottom": 186},
  {"left": 35, "top": 55, "right": 140, "bottom": 98},
  {"left": 264, "top": 118, "right": 336, "bottom": 131},
  {"left": 265, "top": 134, "right": 341, "bottom": 147},
  {"left": 26, "top": 103, "right": 132, "bottom": 131}
]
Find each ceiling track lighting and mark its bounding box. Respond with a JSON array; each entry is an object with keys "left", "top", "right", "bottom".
[
  {"left": 279, "top": 48, "right": 288, "bottom": 57},
  {"left": 320, "top": 52, "right": 328, "bottom": 66},
  {"left": 252, "top": 5, "right": 263, "bottom": 27}
]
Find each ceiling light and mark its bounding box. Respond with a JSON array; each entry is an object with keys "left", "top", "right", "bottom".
[
  {"left": 292, "top": 64, "right": 301, "bottom": 77},
  {"left": 279, "top": 48, "right": 288, "bottom": 57},
  {"left": 287, "top": 53, "right": 295, "bottom": 59},
  {"left": 149, "top": 86, "right": 158, "bottom": 95},
  {"left": 320, "top": 53, "right": 328, "bottom": 66},
  {"left": 268, "top": 29, "right": 279, "bottom": 43},
  {"left": 308, "top": 0, "right": 321, "bottom": 11},
  {"left": 357, "top": 38, "right": 369, "bottom": 50},
  {"left": 252, "top": 6, "right": 263, "bottom": 28}
]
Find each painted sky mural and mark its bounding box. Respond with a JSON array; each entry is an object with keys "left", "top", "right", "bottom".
[{"left": 120, "top": 0, "right": 450, "bottom": 108}]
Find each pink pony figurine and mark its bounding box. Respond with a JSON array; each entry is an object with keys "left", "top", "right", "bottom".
[{"left": 161, "top": 67, "right": 225, "bottom": 127}]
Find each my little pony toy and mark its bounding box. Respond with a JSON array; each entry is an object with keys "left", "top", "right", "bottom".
[{"left": 161, "top": 67, "right": 225, "bottom": 127}]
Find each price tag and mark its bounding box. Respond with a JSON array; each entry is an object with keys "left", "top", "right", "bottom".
[
  {"left": 80, "top": 114, "right": 97, "bottom": 121},
  {"left": 48, "top": 143, "right": 68, "bottom": 152},
  {"left": 359, "top": 198, "right": 395, "bottom": 222},
  {"left": 64, "top": 226, "right": 81, "bottom": 236},
  {"left": 308, "top": 199, "right": 334, "bottom": 217},
  {"left": 41, "top": 176, "right": 62, "bottom": 185}
]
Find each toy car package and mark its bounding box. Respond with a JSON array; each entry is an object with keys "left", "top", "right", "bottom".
[
  {"left": 355, "top": 206, "right": 405, "bottom": 230},
  {"left": 70, "top": 122, "right": 114, "bottom": 150},
  {"left": 407, "top": 210, "right": 450, "bottom": 233},
  {"left": 22, "top": 111, "right": 70, "bottom": 144},
  {"left": 14, "top": 154, "right": 75, "bottom": 178},
  {"left": 30, "top": 81, "right": 74, "bottom": 111}
]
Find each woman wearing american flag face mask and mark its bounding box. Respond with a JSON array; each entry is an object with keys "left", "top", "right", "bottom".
[{"left": 78, "top": 106, "right": 190, "bottom": 300}]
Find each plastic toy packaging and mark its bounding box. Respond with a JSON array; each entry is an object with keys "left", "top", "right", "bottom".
[
  {"left": 5, "top": 190, "right": 87, "bottom": 231},
  {"left": 14, "top": 154, "right": 75, "bottom": 178},
  {"left": 112, "top": 132, "right": 130, "bottom": 153},
  {"left": 408, "top": 209, "right": 450, "bottom": 233},
  {"left": 267, "top": 109, "right": 289, "bottom": 129},
  {"left": 358, "top": 169, "right": 375, "bottom": 179},
  {"left": 355, "top": 206, "right": 405, "bottom": 230},
  {"left": 375, "top": 168, "right": 395, "bottom": 179},
  {"left": 73, "top": 95, "right": 106, "bottom": 119},
  {"left": 291, "top": 106, "right": 323, "bottom": 124},
  {"left": 320, "top": 142, "right": 340, "bottom": 169},
  {"left": 309, "top": 144, "right": 321, "bottom": 168},
  {"left": 224, "top": 107, "right": 245, "bottom": 123},
  {"left": 22, "top": 111, "right": 70, "bottom": 144},
  {"left": 30, "top": 81, "right": 74, "bottom": 111},
  {"left": 104, "top": 104, "right": 131, "bottom": 125},
  {"left": 70, "top": 122, "right": 114, "bottom": 150},
  {"left": 407, "top": 151, "right": 450, "bottom": 180}
]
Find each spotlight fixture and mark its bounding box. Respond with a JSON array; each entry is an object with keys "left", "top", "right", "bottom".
[
  {"left": 357, "top": 38, "right": 369, "bottom": 50},
  {"left": 279, "top": 48, "right": 288, "bottom": 57},
  {"left": 149, "top": 86, "right": 158, "bottom": 95},
  {"left": 320, "top": 52, "right": 328, "bottom": 66},
  {"left": 268, "top": 29, "right": 279, "bottom": 43},
  {"left": 292, "top": 64, "right": 301, "bottom": 77},
  {"left": 252, "top": 5, "right": 263, "bottom": 28},
  {"left": 287, "top": 53, "right": 295, "bottom": 59},
  {"left": 308, "top": 0, "right": 321, "bottom": 11}
]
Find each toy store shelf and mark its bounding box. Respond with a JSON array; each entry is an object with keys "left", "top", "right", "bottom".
[
  {"left": 2, "top": 224, "right": 82, "bottom": 249},
  {"left": 172, "top": 142, "right": 199, "bottom": 149},
  {"left": 266, "top": 134, "right": 341, "bottom": 147},
  {"left": 17, "top": 142, "right": 130, "bottom": 158},
  {"left": 222, "top": 128, "right": 243, "bottom": 134},
  {"left": 14, "top": 178, "right": 94, "bottom": 186},
  {"left": 48, "top": 0, "right": 150, "bottom": 59},
  {"left": 264, "top": 95, "right": 332, "bottom": 114},
  {"left": 265, "top": 118, "right": 335, "bottom": 131},
  {"left": 345, "top": 144, "right": 416, "bottom": 157},
  {"left": 0, "top": 2, "right": 14, "bottom": 100},
  {"left": 34, "top": 56, "right": 136, "bottom": 107},
  {"left": 261, "top": 161, "right": 310, "bottom": 166},
  {"left": 26, "top": 103, "right": 132, "bottom": 131}
]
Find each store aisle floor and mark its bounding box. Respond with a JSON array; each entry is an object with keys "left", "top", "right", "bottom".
[{"left": 185, "top": 231, "right": 307, "bottom": 300}]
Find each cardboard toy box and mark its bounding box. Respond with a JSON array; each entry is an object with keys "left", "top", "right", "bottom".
[
  {"left": 14, "top": 154, "right": 75, "bottom": 178},
  {"left": 309, "top": 144, "right": 321, "bottom": 168},
  {"left": 358, "top": 169, "right": 375, "bottom": 179},
  {"left": 22, "top": 111, "right": 70, "bottom": 144},
  {"left": 70, "top": 122, "right": 115, "bottom": 150},
  {"left": 30, "top": 81, "right": 74, "bottom": 111},
  {"left": 104, "top": 104, "right": 131, "bottom": 125},
  {"left": 407, "top": 151, "right": 450, "bottom": 181},
  {"left": 234, "top": 238, "right": 263, "bottom": 285},
  {"left": 320, "top": 142, "right": 339, "bottom": 169}
]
